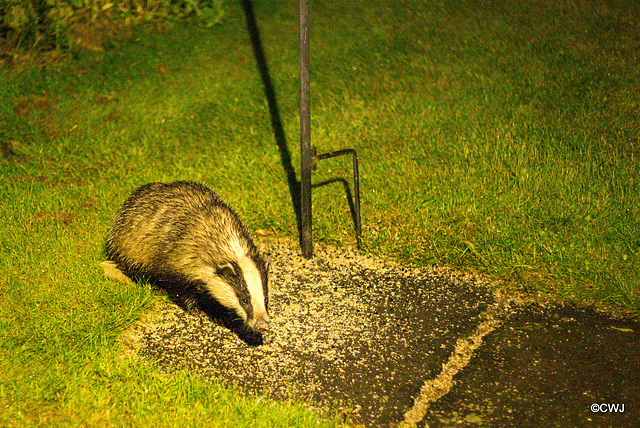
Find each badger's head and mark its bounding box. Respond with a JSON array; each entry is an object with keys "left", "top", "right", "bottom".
[{"left": 195, "top": 251, "right": 270, "bottom": 333}]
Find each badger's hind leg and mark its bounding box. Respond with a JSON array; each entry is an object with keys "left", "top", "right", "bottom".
[{"left": 100, "top": 261, "right": 135, "bottom": 285}]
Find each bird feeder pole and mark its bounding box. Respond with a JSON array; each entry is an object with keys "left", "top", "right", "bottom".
[
  {"left": 298, "top": 0, "right": 362, "bottom": 260},
  {"left": 299, "top": 0, "right": 313, "bottom": 258}
]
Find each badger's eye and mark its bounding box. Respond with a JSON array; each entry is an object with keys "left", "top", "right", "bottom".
[{"left": 241, "top": 297, "right": 249, "bottom": 305}]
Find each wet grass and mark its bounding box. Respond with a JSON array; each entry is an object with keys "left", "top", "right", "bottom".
[{"left": 1, "top": 0, "right": 638, "bottom": 425}]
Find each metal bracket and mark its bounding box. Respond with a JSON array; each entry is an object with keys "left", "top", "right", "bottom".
[{"left": 314, "top": 147, "right": 362, "bottom": 244}]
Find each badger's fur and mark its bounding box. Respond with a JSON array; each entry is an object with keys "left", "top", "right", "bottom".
[{"left": 100, "top": 181, "right": 269, "bottom": 334}]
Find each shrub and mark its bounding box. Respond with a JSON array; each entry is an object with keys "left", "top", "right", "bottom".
[{"left": 0, "top": 0, "right": 224, "bottom": 54}]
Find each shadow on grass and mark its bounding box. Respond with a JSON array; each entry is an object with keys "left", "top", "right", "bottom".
[
  {"left": 312, "top": 178, "right": 360, "bottom": 236},
  {"left": 240, "top": 0, "right": 302, "bottom": 236}
]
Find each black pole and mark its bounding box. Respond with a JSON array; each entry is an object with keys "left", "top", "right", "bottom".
[{"left": 299, "top": 0, "right": 313, "bottom": 259}]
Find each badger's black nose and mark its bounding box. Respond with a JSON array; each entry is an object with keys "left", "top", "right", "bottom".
[{"left": 254, "top": 314, "right": 270, "bottom": 333}]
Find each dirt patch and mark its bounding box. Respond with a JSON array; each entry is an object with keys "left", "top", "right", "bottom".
[
  {"left": 0, "top": 140, "right": 27, "bottom": 161},
  {"left": 13, "top": 93, "right": 68, "bottom": 140},
  {"left": 122, "top": 238, "right": 500, "bottom": 426},
  {"left": 30, "top": 210, "right": 76, "bottom": 226},
  {"left": 15, "top": 95, "right": 57, "bottom": 117}
]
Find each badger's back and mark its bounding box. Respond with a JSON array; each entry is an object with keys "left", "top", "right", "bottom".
[
  {"left": 106, "top": 182, "right": 247, "bottom": 277},
  {"left": 103, "top": 181, "right": 269, "bottom": 333}
]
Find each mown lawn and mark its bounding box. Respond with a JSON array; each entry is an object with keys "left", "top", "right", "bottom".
[{"left": 1, "top": 0, "right": 638, "bottom": 425}]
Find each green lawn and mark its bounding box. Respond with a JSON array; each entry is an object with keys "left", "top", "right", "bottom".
[{"left": 1, "top": 0, "right": 638, "bottom": 425}]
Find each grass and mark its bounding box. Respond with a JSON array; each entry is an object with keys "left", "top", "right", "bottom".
[{"left": 1, "top": 0, "right": 638, "bottom": 425}]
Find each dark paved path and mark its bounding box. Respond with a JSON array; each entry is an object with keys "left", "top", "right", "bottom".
[{"left": 420, "top": 304, "right": 639, "bottom": 428}]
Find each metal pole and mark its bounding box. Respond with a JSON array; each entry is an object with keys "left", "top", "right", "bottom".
[{"left": 299, "top": 0, "right": 313, "bottom": 259}]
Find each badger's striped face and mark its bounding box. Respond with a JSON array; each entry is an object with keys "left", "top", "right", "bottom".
[
  {"left": 195, "top": 253, "right": 269, "bottom": 333},
  {"left": 235, "top": 255, "right": 269, "bottom": 331}
]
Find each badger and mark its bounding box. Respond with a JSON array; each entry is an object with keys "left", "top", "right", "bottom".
[{"left": 100, "top": 181, "right": 270, "bottom": 335}]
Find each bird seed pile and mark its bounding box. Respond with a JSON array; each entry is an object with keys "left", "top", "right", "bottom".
[{"left": 122, "top": 238, "right": 497, "bottom": 426}]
